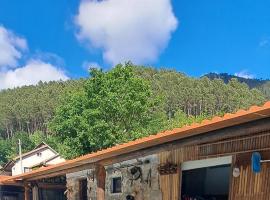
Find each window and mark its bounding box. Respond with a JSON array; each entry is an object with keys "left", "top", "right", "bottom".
[
  {"left": 37, "top": 152, "right": 42, "bottom": 157},
  {"left": 79, "top": 179, "right": 88, "bottom": 200},
  {"left": 111, "top": 177, "right": 122, "bottom": 193},
  {"left": 24, "top": 167, "right": 31, "bottom": 173}
]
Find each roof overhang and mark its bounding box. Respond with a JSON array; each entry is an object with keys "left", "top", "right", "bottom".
[{"left": 0, "top": 176, "right": 23, "bottom": 186}]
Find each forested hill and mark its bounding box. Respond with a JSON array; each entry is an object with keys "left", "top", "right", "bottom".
[
  {"left": 204, "top": 73, "right": 270, "bottom": 99},
  {"left": 204, "top": 72, "right": 268, "bottom": 87},
  {"left": 0, "top": 65, "right": 267, "bottom": 164}
]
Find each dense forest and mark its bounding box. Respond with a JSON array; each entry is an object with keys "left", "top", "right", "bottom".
[
  {"left": 205, "top": 72, "right": 270, "bottom": 99},
  {"left": 0, "top": 64, "right": 267, "bottom": 164}
]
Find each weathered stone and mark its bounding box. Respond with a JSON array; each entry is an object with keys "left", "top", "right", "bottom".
[
  {"left": 104, "top": 154, "right": 161, "bottom": 200},
  {"left": 66, "top": 154, "right": 162, "bottom": 200}
]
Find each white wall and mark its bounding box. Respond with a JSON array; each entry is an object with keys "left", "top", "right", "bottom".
[
  {"left": 12, "top": 147, "right": 61, "bottom": 176},
  {"left": 47, "top": 156, "right": 65, "bottom": 165}
]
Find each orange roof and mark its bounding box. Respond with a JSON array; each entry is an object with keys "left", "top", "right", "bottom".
[
  {"left": 4, "top": 101, "right": 270, "bottom": 182},
  {"left": 0, "top": 175, "right": 22, "bottom": 186},
  {"left": 0, "top": 175, "right": 10, "bottom": 181}
]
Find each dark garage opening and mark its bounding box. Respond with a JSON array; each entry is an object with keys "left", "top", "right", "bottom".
[
  {"left": 0, "top": 186, "right": 24, "bottom": 200},
  {"left": 181, "top": 164, "right": 230, "bottom": 200}
]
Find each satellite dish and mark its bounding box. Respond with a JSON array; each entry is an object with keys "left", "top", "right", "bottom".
[{"left": 252, "top": 152, "right": 261, "bottom": 173}]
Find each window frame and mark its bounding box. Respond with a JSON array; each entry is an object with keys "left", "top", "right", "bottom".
[
  {"left": 111, "top": 176, "right": 122, "bottom": 194},
  {"left": 24, "top": 167, "right": 31, "bottom": 173}
]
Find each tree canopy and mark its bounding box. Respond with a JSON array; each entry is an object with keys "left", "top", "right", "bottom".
[{"left": 49, "top": 63, "right": 161, "bottom": 158}]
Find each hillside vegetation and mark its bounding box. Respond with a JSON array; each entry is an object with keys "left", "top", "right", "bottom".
[
  {"left": 0, "top": 64, "right": 267, "bottom": 164},
  {"left": 205, "top": 72, "right": 270, "bottom": 99}
]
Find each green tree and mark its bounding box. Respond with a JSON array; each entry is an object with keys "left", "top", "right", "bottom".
[
  {"left": 49, "top": 63, "right": 160, "bottom": 158},
  {"left": 0, "top": 139, "right": 12, "bottom": 165},
  {"left": 29, "top": 131, "right": 47, "bottom": 146},
  {"left": 9, "top": 132, "right": 35, "bottom": 158}
]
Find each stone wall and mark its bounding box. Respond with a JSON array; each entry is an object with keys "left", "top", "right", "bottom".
[
  {"left": 66, "top": 154, "right": 162, "bottom": 200},
  {"left": 66, "top": 169, "right": 97, "bottom": 200},
  {"left": 105, "top": 154, "right": 162, "bottom": 200}
]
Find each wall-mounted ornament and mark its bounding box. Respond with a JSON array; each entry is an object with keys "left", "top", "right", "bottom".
[
  {"left": 158, "top": 163, "right": 178, "bottom": 175},
  {"left": 129, "top": 166, "right": 142, "bottom": 181},
  {"left": 232, "top": 167, "right": 240, "bottom": 178},
  {"left": 127, "top": 166, "right": 143, "bottom": 186}
]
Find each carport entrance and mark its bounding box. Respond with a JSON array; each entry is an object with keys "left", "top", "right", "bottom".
[{"left": 181, "top": 156, "right": 231, "bottom": 200}]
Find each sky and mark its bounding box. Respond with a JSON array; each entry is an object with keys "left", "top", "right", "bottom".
[{"left": 0, "top": 0, "right": 270, "bottom": 89}]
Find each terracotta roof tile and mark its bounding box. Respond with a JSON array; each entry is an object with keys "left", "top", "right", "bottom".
[
  {"left": 223, "top": 113, "right": 233, "bottom": 118},
  {"left": 0, "top": 175, "right": 21, "bottom": 186},
  {"left": 0, "top": 175, "right": 10, "bottom": 181},
  {"left": 264, "top": 101, "right": 270, "bottom": 107}
]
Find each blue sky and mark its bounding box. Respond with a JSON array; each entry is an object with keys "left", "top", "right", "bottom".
[{"left": 0, "top": 0, "right": 270, "bottom": 89}]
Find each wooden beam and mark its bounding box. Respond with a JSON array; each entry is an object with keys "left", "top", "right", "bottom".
[
  {"left": 0, "top": 181, "right": 23, "bottom": 187},
  {"left": 37, "top": 183, "right": 66, "bottom": 190},
  {"left": 96, "top": 164, "right": 106, "bottom": 200},
  {"left": 32, "top": 186, "right": 39, "bottom": 200},
  {"left": 24, "top": 183, "right": 30, "bottom": 200}
]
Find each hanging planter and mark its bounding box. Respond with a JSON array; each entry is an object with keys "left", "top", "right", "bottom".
[{"left": 158, "top": 163, "right": 178, "bottom": 175}]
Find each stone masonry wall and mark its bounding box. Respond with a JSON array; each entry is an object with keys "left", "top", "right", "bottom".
[
  {"left": 66, "top": 169, "right": 97, "bottom": 200},
  {"left": 66, "top": 154, "right": 162, "bottom": 200},
  {"left": 105, "top": 154, "right": 162, "bottom": 200}
]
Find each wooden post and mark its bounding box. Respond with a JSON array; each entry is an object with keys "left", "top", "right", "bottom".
[
  {"left": 24, "top": 183, "right": 31, "bottom": 200},
  {"left": 32, "top": 185, "right": 39, "bottom": 200},
  {"left": 96, "top": 164, "right": 106, "bottom": 200}
]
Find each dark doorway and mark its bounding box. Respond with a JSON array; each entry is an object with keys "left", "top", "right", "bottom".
[
  {"left": 181, "top": 164, "right": 230, "bottom": 200},
  {"left": 40, "top": 189, "right": 66, "bottom": 200},
  {"left": 0, "top": 186, "right": 24, "bottom": 200},
  {"left": 79, "top": 179, "right": 88, "bottom": 200}
]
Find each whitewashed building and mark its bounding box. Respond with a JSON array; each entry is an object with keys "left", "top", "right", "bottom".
[{"left": 11, "top": 142, "right": 65, "bottom": 176}]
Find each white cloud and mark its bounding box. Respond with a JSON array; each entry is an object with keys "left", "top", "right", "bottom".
[
  {"left": 75, "top": 0, "right": 178, "bottom": 65},
  {"left": 0, "top": 60, "right": 68, "bottom": 90},
  {"left": 234, "top": 70, "right": 255, "bottom": 79},
  {"left": 0, "top": 25, "right": 69, "bottom": 90},
  {"left": 0, "top": 25, "right": 27, "bottom": 68}
]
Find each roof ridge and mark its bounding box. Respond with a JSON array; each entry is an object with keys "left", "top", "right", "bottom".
[{"left": 13, "top": 145, "right": 48, "bottom": 160}]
